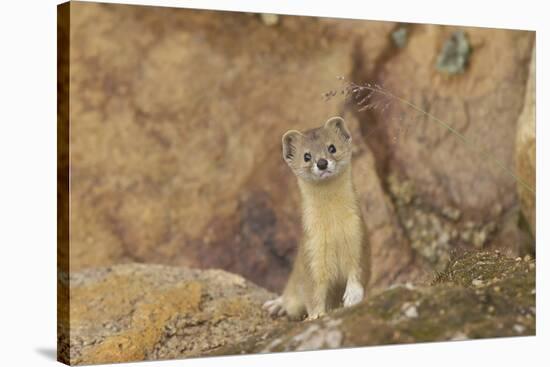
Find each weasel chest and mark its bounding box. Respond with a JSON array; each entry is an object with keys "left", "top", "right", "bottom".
[{"left": 304, "top": 207, "right": 363, "bottom": 281}]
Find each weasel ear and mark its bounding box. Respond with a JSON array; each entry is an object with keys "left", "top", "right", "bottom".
[
  {"left": 282, "top": 130, "right": 302, "bottom": 162},
  {"left": 324, "top": 116, "right": 351, "bottom": 143}
]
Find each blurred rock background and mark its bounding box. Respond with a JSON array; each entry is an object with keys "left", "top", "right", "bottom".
[{"left": 63, "top": 2, "right": 535, "bottom": 293}]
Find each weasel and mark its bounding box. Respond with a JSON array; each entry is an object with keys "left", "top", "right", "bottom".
[{"left": 263, "top": 116, "right": 370, "bottom": 320}]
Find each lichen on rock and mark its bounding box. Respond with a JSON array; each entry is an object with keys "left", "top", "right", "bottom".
[
  {"left": 391, "top": 26, "right": 408, "bottom": 48},
  {"left": 62, "top": 251, "right": 534, "bottom": 365},
  {"left": 436, "top": 30, "right": 471, "bottom": 74},
  {"left": 60, "top": 264, "right": 283, "bottom": 365},
  {"left": 237, "top": 251, "right": 534, "bottom": 354},
  {"left": 386, "top": 174, "right": 499, "bottom": 271}
]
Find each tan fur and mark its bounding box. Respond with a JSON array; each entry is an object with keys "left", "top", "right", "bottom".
[{"left": 264, "top": 117, "right": 370, "bottom": 320}]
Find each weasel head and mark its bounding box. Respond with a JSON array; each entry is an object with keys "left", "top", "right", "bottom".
[{"left": 282, "top": 116, "right": 353, "bottom": 183}]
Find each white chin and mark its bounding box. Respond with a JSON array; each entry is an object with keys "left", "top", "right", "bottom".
[{"left": 316, "top": 171, "right": 335, "bottom": 180}]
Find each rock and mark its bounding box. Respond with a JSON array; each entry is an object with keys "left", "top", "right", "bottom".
[
  {"left": 66, "top": 1, "right": 412, "bottom": 291},
  {"left": 218, "top": 251, "right": 535, "bottom": 355},
  {"left": 451, "top": 332, "right": 468, "bottom": 341},
  {"left": 471, "top": 279, "right": 484, "bottom": 287},
  {"left": 349, "top": 121, "right": 421, "bottom": 286},
  {"left": 61, "top": 251, "right": 534, "bottom": 364},
  {"left": 65, "top": 1, "right": 535, "bottom": 295},
  {"left": 516, "top": 47, "right": 536, "bottom": 246},
  {"left": 442, "top": 206, "right": 461, "bottom": 221},
  {"left": 402, "top": 303, "right": 419, "bottom": 318},
  {"left": 66, "top": 2, "right": 372, "bottom": 291},
  {"left": 391, "top": 26, "right": 408, "bottom": 48},
  {"left": 260, "top": 13, "right": 279, "bottom": 26},
  {"left": 58, "top": 264, "right": 282, "bottom": 365},
  {"left": 436, "top": 30, "right": 471, "bottom": 74},
  {"left": 350, "top": 24, "right": 534, "bottom": 263}
]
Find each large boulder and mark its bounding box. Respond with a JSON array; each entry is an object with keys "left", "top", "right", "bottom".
[
  {"left": 58, "top": 264, "right": 281, "bottom": 365},
  {"left": 347, "top": 24, "right": 534, "bottom": 269},
  {"left": 67, "top": 2, "right": 400, "bottom": 290},
  {"left": 218, "top": 251, "right": 535, "bottom": 355},
  {"left": 59, "top": 251, "right": 535, "bottom": 364}
]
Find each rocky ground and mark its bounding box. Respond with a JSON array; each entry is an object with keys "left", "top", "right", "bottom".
[{"left": 59, "top": 251, "right": 535, "bottom": 365}]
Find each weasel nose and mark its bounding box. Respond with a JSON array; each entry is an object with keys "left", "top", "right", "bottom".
[{"left": 317, "top": 158, "right": 328, "bottom": 170}]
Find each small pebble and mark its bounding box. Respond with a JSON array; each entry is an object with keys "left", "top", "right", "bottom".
[
  {"left": 451, "top": 332, "right": 468, "bottom": 341},
  {"left": 513, "top": 324, "right": 526, "bottom": 334},
  {"left": 260, "top": 13, "right": 279, "bottom": 26},
  {"left": 403, "top": 304, "right": 418, "bottom": 318},
  {"left": 472, "top": 279, "right": 484, "bottom": 288},
  {"left": 492, "top": 204, "right": 503, "bottom": 216}
]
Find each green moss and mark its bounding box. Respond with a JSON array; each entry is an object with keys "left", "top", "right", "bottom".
[
  {"left": 432, "top": 251, "right": 530, "bottom": 287},
  {"left": 213, "top": 251, "right": 535, "bottom": 355},
  {"left": 365, "top": 287, "right": 421, "bottom": 320}
]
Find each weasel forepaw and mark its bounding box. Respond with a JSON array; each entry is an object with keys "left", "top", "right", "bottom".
[
  {"left": 263, "top": 296, "right": 286, "bottom": 317},
  {"left": 343, "top": 282, "right": 364, "bottom": 307}
]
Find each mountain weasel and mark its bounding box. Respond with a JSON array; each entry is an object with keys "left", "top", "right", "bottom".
[{"left": 263, "top": 116, "right": 370, "bottom": 320}]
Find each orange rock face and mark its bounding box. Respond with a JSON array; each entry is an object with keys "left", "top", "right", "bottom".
[{"left": 61, "top": 264, "right": 280, "bottom": 364}]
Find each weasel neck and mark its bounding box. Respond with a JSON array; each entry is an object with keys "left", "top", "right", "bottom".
[{"left": 297, "top": 165, "right": 359, "bottom": 212}]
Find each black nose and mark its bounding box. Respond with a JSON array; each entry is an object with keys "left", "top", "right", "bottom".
[{"left": 317, "top": 158, "right": 328, "bottom": 170}]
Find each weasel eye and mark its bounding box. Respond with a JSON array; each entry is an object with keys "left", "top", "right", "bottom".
[
  {"left": 304, "top": 153, "right": 311, "bottom": 162},
  {"left": 328, "top": 144, "right": 337, "bottom": 154}
]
